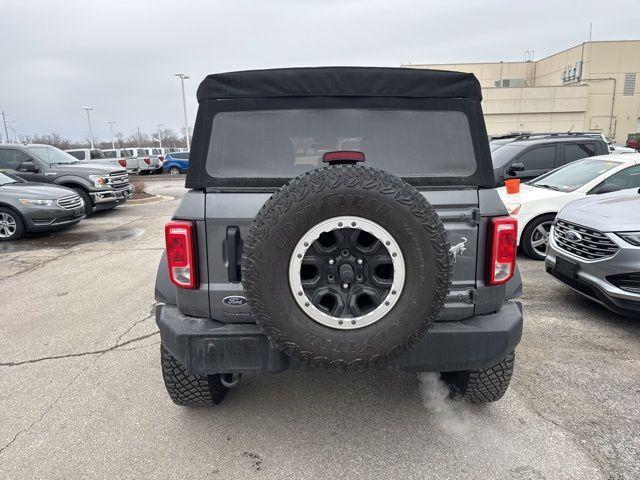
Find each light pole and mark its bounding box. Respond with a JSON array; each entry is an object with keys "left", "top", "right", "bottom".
[
  {"left": 174, "top": 73, "right": 190, "bottom": 150},
  {"left": 105, "top": 121, "right": 116, "bottom": 149},
  {"left": 82, "top": 106, "right": 95, "bottom": 149},
  {"left": 155, "top": 123, "right": 163, "bottom": 148}
]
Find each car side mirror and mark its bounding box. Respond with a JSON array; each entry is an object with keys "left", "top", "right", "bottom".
[
  {"left": 594, "top": 182, "right": 622, "bottom": 194},
  {"left": 508, "top": 162, "right": 525, "bottom": 175},
  {"left": 20, "top": 161, "right": 39, "bottom": 172},
  {"left": 609, "top": 145, "right": 615, "bottom": 152}
]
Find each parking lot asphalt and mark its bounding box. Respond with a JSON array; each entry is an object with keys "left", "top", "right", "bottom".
[{"left": 1, "top": 176, "right": 639, "bottom": 480}]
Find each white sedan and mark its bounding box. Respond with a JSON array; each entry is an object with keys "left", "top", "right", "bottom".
[{"left": 498, "top": 153, "right": 640, "bottom": 260}]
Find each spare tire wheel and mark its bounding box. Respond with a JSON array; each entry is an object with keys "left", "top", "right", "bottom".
[{"left": 241, "top": 165, "right": 452, "bottom": 369}]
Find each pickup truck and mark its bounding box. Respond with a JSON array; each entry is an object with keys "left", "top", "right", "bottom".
[
  {"left": 0, "top": 143, "right": 132, "bottom": 215},
  {"left": 102, "top": 148, "right": 140, "bottom": 174}
]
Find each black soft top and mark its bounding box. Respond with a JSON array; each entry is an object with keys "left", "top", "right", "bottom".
[{"left": 197, "top": 67, "right": 482, "bottom": 101}]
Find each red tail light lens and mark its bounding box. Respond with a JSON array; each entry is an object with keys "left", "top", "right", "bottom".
[
  {"left": 118, "top": 159, "right": 127, "bottom": 167},
  {"left": 322, "top": 150, "right": 365, "bottom": 163},
  {"left": 488, "top": 216, "right": 517, "bottom": 285},
  {"left": 165, "top": 220, "right": 198, "bottom": 289},
  {"left": 144, "top": 157, "right": 151, "bottom": 165}
]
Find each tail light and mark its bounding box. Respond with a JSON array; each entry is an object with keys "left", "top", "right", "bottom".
[
  {"left": 487, "top": 216, "right": 517, "bottom": 285},
  {"left": 144, "top": 157, "right": 151, "bottom": 165},
  {"left": 165, "top": 220, "right": 198, "bottom": 289},
  {"left": 118, "top": 159, "right": 127, "bottom": 167}
]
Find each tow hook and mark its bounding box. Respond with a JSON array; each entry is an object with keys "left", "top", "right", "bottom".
[{"left": 221, "top": 373, "right": 242, "bottom": 388}]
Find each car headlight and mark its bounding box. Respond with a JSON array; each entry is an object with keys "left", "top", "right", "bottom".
[
  {"left": 616, "top": 232, "right": 640, "bottom": 246},
  {"left": 505, "top": 203, "right": 521, "bottom": 215},
  {"left": 89, "top": 175, "right": 108, "bottom": 188},
  {"left": 18, "top": 198, "right": 54, "bottom": 207}
]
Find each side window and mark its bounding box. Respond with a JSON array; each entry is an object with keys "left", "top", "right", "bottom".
[
  {"left": 564, "top": 143, "right": 596, "bottom": 164},
  {"left": 67, "top": 151, "right": 84, "bottom": 160},
  {"left": 0, "top": 149, "right": 32, "bottom": 169},
  {"left": 103, "top": 151, "right": 116, "bottom": 158},
  {"left": 516, "top": 146, "right": 557, "bottom": 170},
  {"left": 605, "top": 165, "right": 640, "bottom": 189}
]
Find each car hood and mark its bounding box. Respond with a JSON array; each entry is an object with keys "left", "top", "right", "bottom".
[
  {"left": 0, "top": 182, "right": 76, "bottom": 199},
  {"left": 50, "top": 163, "right": 125, "bottom": 175},
  {"left": 498, "top": 183, "right": 566, "bottom": 206},
  {"left": 558, "top": 188, "right": 640, "bottom": 232}
]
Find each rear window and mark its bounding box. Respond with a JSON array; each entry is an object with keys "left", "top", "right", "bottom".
[
  {"left": 206, "top": 109, "right": 477, "bottom": 178},
  {"left": 122, "top": 149, "right": 135, "bottom": 158},
  {"left": 90, "top": 149, "right": 105, "bottom": 160},
  {"left": 103, "top": 150, "right": 117, "bottom": 158}
]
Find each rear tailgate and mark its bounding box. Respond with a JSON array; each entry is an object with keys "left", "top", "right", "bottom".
[{"left": 204, "top": 188, "right": 480, "bottom": 322}]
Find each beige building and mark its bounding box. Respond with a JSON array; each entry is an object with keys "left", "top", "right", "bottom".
[{"left": 404, "top": 40, "right": 640, "bottom": 143}]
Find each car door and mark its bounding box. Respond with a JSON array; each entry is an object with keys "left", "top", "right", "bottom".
[
  {"left": 0, "top": 148, "right": 44, "bottom": 182},
  {"left": 512, "top": 145, "right": 558, "bottom": 181},
  {"left": 560, "top": 142, "right": 597, "bottom": 167}
]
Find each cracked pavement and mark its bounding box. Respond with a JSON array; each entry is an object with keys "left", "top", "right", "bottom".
[{"left": 1, "top": 176, "right": 639, "bottom": 479}]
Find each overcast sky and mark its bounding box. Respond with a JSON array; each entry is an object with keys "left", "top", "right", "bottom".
[{"left": 1, "top": 0, "right": 639, "bottom": 143}]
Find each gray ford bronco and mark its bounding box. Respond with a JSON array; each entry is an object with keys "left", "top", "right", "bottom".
[{"left": 155, "top": 67, "right": 523, "bottom": 406}]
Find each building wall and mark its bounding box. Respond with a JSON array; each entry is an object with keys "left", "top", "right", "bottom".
[{"left": 403, "top": 40, "right": 640, "bottom": 143}]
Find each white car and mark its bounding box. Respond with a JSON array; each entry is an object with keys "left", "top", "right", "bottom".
[{"left": 498, "top": 153, "right": 640, "bottom": 260}]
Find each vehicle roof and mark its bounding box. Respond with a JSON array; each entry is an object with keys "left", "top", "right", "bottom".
[
  {"left": 502, "top": 136, "right": 606, "bottom": 147},
  {"left": 196, "top": 67, "right": 481, "bottom": 102},
  {"left": 0, "top": 143, "right": 52, "bottom": 148},
  {"left": 590, "top": 153, "right": 640, "bottom": 163}
]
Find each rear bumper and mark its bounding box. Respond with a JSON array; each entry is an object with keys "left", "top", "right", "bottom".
[{"left": 156, "top": 301, "right": 523, "bottom": 376}]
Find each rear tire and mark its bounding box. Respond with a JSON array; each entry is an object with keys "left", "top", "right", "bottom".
[
  {"left": 169, "top": 167, "right": 181, "bottom": 176},
  {"left": 0, "top": 207, "right": 25, "bottom": 241},
  {"left": 160, "top": 345, "right": 229, "bottom": 406},
  {"left": 521, "top": 214, "right": 555, "bottom": 260},
  {"left": 441, "top": 352, "right": 515, "bottom": 403}
]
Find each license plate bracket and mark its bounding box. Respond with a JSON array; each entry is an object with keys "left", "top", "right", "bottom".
[{"left": 556, "top": 256, "right": 578, "bottom": 279}]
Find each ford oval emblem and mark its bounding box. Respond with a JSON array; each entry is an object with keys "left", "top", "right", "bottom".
[
  {"left": 565, "top": 230, "right": 583, "bottom": 243},
  {"left": 222, "top": 295, "right": 247, "bottom": 306}
]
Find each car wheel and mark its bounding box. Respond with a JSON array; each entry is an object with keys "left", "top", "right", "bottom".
[
  {"left": 0, "top": 207, "right": 25, "bottom": 241},
  {"left": 521, "top": 214, "right": 555, "bottom": 260},
  {"left": 241, "top": 164, "right": 453, "bottom": 369},
  {"left": 160, "top": 345, "right": 229, "bottom": 406},
  {"left": 74, "top": 189, "right": 94, "bottom": 217},
  {"left": 441, "top": 351, "right": 515, "bottom": 403},
  {"left": 169, "top": 167, "right": 181, "bottom": 176}
]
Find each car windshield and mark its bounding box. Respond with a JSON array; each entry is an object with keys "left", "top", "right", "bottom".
[
  {"left": 530, "top": 158, "right": 621, "bottom": 192},
  {"left": 27, "top": 145, "right": 79, "bottom": 165},
  {"left": 0, "top": 171, "right": 22, "bottom": 185}
]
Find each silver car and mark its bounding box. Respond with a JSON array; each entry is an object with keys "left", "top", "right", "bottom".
[{"left": 546, "top": 187, "right": 640, "bottom": 317}]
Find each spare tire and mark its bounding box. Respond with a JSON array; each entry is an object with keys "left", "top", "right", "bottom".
[{"left": 241, "top": 165, "right": 452, "bottom": 369}]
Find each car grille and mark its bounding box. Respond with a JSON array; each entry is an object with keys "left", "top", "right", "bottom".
[
  {"left": 57, "top": 194, "right": 83, "bottom": 210},
  {"left": 553, "top": 220, "right": 619, "bottom": 260},
  {"left": 108, "top": 171, "right": 129, "bottom": 187}
]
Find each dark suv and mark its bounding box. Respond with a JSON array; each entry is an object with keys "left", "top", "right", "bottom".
[
  {"left": 491, "top": 135, "right": 609, "bottom": 186},
  {"left": 0, "top": 144, "right": 132, "bottom": 215},
  {"left": 155, "top": 67, "right": 523, "bottom": 407}
]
